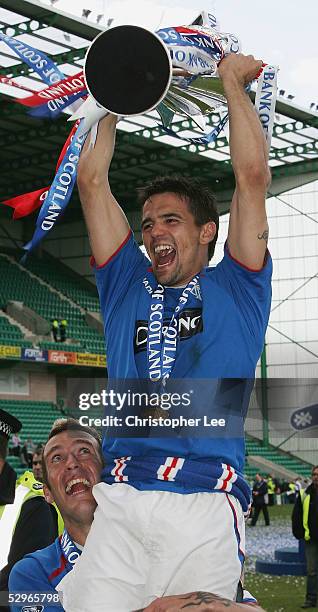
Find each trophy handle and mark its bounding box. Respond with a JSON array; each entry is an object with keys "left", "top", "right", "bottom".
[{"left": 84, "top": 25, "right": 172, "bottom": 116}]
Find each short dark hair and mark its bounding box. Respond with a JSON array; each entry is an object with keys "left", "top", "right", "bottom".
[
  {"left": 42, "top": 418, "right": 103, "bottom": 487},
  {"left": 138, "top": 175, "right": 219, "bottom": 259},
  {"left": 312, "top": 466, "right": 318, "bottom": 475}
]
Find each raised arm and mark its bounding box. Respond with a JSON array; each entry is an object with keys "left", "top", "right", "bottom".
[
  {"left": 218, "top": 54, "right": 271, "bottom": 270},
  {"left": 77, "top": 114, "right": 130, "bottom": 266}
]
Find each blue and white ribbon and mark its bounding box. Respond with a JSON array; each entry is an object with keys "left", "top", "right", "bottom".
[
  {"left": 160, "top": 111, "right": 228, "bottom": 145},
  {"left": 0, "top": 31, "right": 64, "bottom": 85},
  {"left": 145, "top": 275, "right": 200, "bottom": 382},
  {"left": 255, "top": 64, "right": 278, "bottom": 148},
  {"left": 60, "top": 529, "right": 81, "bottom": 565},
  {"left": 29, "top": 90, "right": 87, "bottom": 119},
  {"left": 22, "top": 120, "right": 86, "bottom": 257}
]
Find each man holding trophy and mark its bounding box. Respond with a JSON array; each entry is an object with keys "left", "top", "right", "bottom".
[{"left": 59, "top": 17, "right": 273, "bottom": 612}]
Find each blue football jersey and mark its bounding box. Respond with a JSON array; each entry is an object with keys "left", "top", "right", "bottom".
[
  {"left": 94, "top": 232, "right": 272, "bottom": 505},
  {"left": 9, "top": 535, "right": 76, "bottom": 612}
]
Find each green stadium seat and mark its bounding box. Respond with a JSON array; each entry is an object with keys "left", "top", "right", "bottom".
[{"left": 0, "top": 254, "right": 106, "bottom": 357}]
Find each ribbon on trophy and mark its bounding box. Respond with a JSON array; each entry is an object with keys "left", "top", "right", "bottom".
[
  {"left": 0, "top": 70, "right": 86, "bottom": 119},
  {"left": 255, "top": 63, "right": 278, "bottom": 148},
  {"left": 0, "top": 74, "right": 35, "bottom": 93},
  {"left": 21, "top": 119, "right": 85, "bottom": 261},
  {"left": 2, "top": 120, "right": 81, "bottom": 219},
  {"left": 0, "top": 30, "right": 65, "bottom": 85},
  {"left": 73, "top": 10, "right": 278, "bottom": 147},
  {"left": 0, "top": 9, "right": 278, "bottom": 257},
  {"left": 16, "top": 71, "right": 87, "bottom": 119},
  {"left": 3, "top": 187, "right": 49, "bottom": 220},
  {"left": 0, "top": 33, "right": 87, "bottom": 256}
]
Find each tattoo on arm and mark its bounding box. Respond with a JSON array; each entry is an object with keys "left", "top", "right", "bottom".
[
  {"left": 132, "top": 591, "right": 233, "bottom": 611},
  {"left": 181, "top": 591, "right": 232, "bottom": 608},
  {"left": 257, "top": 230, "right": 269, "bottom": 243}
]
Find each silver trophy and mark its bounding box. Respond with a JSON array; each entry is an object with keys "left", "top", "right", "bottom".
[
  {"left": 83, "top": 12, "right": 241, "bottom": 131},
  {"left": 80, "top": 12, "right": 277, "bottom": 145}
]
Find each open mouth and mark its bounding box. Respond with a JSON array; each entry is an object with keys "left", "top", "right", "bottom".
[
  {"left": 154, "top": 244, "right": 176, "bottom": 269},
  {"left": 65, "top": 478, "right": 91, "bottom": 496}
]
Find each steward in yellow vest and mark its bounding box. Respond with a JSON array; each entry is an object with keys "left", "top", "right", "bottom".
[
  {"left": 0, "top": 471, "right": 63, "bottom": 595},
  {"left": 292, "top": 466, "right": 318, "bottom": 608},
  {"left": 267, "top": 475, "right": 276, "bottom": 506},
  {"left": 51, "top": 318, "right": 59, "bottom": 342},
  {"left": 59, "top": 318, "right": 68, "bottom": 342}
]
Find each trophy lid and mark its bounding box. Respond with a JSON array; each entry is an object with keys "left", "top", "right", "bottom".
[{"left": 84, "top": 25, "right": 172, "bottom": 116}]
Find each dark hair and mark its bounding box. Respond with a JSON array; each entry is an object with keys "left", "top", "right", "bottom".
[
  {"left": 138, "top": 175, "right": 219, "bottom": 259},
  {"left": 42, "top": 418, "right": 103, "bottom": 487},
  {"left": 312, "top": 466, "right": 318, "bottom": 475},
  {"left": 0, "top": 435, "right": 8, "bottom": 461}
]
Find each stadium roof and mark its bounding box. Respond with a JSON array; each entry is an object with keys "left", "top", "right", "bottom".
[{"left": 0, "top": 0, "right": 318, "bottom": 224}]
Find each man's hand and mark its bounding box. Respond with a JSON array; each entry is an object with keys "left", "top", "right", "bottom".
[
  {"left": 218, "top": 53, "right": 263, "bottom": 90},
  {"left": 132, "top": 591, "right": 265, "bottom": 611},
  {"left": 77, "top": 113, "right": 118, "bottom": 190}
]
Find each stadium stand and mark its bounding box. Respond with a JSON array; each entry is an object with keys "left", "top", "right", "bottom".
[
  {"left": 3, "top": 399, "right": 60, "bottom": 443},
  {"left": 25, "top": 254, "right": 100, "bottom": 313},
  {"left": 245, "top": 436, "right": 313, "bottom": 479},
  {"left": 0, "top": 254, "right": 106, "bottom": 354},
  {"left": 0, "top": 313, "right": 33, "bottom": 348},
  {"left": 3, "top": 399, "right": 62, "bottom": 477}
]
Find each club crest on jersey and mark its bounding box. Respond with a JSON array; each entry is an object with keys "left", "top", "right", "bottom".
[
  {"left": 22, "top": 607, "right": 44, "bottom": 612},
  {"left": 189, "top": 282, "right": 202, "bottom": 301},
  {"left": 134, "top": 308, "right": 203, "bottom": 353}
]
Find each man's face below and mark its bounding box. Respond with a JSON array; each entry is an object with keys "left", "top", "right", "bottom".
[
  {"left": 141, "top": 192, "right": 211, "bottom": 287},
  {"left": 43, "top": 431, "right": 102, "bottom": 521}
]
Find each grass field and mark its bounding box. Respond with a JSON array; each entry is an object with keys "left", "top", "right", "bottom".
[
  {"left": 244, "top": 505, "right": 307, "bottom": 611},
  {"left": 245, "top": 573, "right": 305, "bottom": 611}
]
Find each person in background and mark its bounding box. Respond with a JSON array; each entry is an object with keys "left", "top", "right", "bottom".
[
  {"left": 0, "top": 410, "right": 21, "bottom": 507},
  {"left": 9, "top": 432, "right": 21, "bottom": 459},
  {"left": 25, "top": 437, "right": 36, "bottom": 468},
  {"left": 0, "top": 410, "right": 21, "bottom": 612},
  {"left": 251, "top": 473, "right": 270, "bottom": 527},
  {"left": 59, "top": 319, "right": 68, "bottom": 343},
  {"left": 10, "top": 418, "right": 264, "bottom": 612},
  {"left": 267, "top": 473, "right": 276, "bottom": 506},
  {"left": 294, "top": 477, "right": 303, "bottom": 497},
  {"left": 287, "top": 480, "right": 296, "bottom": 504},
  {"left": 51, "top": 318, "right": 59, "bottom": 342},
  {"left": 19, "top": 440, "right": 28, "bottom": 467},
  {"left": 0, "top": 410, "right": 61, "bottom": 609},
  {"left": 292, "top": 466, "right": 318, "bottom": 609},
  {"left": 280, "top": 479, "right": 289, "bottom": 505},
  {"left": 32, "top": 449, "right": 43, "bottom": 483}
]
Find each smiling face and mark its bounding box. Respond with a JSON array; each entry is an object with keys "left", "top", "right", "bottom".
[
  {"left": 141, "top": 192, "right": 216, "bottom": 287},
  {"left": 43, "top": 430, "right": 102, "bottom": 538}
]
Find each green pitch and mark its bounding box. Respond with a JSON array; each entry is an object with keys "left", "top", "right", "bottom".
[{"left": 245, "top": 504, "right": 306, "bottom": 611}]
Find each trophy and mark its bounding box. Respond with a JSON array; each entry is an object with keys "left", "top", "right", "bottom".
[
  {"left": 73, "top": 11, "right": 277, "bottom": 145},
  {"left": 84, "top": 25, "right": 173, "bottom": 117}
]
